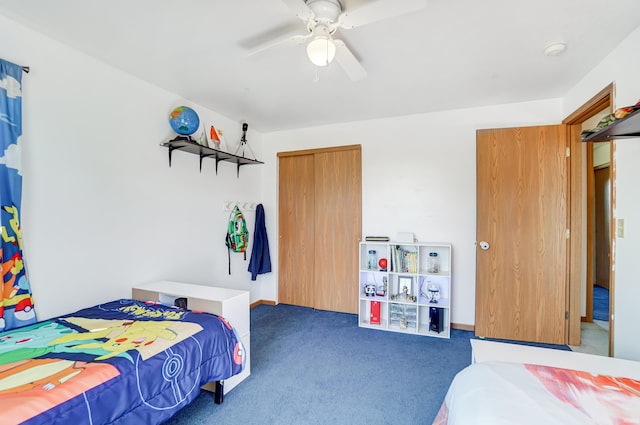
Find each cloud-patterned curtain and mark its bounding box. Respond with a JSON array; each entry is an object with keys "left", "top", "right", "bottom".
[{"left": 0, "top": 58, "right": 36, "bottom": 331}]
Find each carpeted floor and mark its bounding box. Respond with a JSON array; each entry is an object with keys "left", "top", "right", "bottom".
[
  {"left": 593, "top": 285, "right": 609, "bottom": 322},
  {"left": 163, "top": 304, "right": 474, "bottom": 425}
]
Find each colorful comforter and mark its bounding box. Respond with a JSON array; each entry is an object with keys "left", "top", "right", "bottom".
[
  {"left": 434, "top": 361, "right": 640, "bottom": 425},
  {"left": 0, "top": 299, "right": 245, "bottom": 424}
]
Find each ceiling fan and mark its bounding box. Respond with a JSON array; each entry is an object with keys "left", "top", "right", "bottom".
[{"left": 246, "top": 0, "right": 426, "bottom": 81}]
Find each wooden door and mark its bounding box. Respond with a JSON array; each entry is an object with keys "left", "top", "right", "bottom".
[
  {"left": 476, "top": 125, "right": 568, "bottom": 344},
  {"left": 278, "top": 145, "right": 362, "bottom": 314},
  {"left": 594, "top": 166, "right": 610, "bottom": 290},
  {"left": 278, "top": 153, "right": 315, "bottom": 308},
  {"left": 314, "top": 148, "right": 361, "bottom": 313}
]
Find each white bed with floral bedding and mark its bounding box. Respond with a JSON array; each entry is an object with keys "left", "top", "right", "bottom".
[{"left": 434, "top": 340, "right": 640, "bottom": 424}]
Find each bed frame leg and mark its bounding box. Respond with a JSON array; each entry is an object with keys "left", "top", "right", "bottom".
[{"left": 214, "top": 381, "right": 224, "bottom": 404}]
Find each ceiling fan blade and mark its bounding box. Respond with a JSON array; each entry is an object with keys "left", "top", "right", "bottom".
[
  {"left": 240, "top": 21, "right": 304, "bottom": 49},
  {"left": 245, "top": 31, "right": 310, "bottom": 58},
  {"left": 282, "top": 0, "right": 314, "bottom": 21},
  {"left": 339, "top": 0, "right": 426, "bottom": 29},
  {"left": 333, "top": 39, "right": 367, "bottom": 81}
]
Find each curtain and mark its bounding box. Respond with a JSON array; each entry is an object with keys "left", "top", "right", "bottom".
[{"left": 0, "top": 58, "right": 36, "bottom": 331}]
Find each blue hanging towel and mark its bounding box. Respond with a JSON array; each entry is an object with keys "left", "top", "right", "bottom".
[{"left": 248, "top": 204, "right": 271, "bottom": 280}]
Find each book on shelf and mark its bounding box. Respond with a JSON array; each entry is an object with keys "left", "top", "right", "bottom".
[
  {"left": 403, "top": 251, "right": 417, "bottom": 273},
  {"left": 365, "top": 236, "right": 390, "bottom": 242},
  {"left": 390, "top": 245, "right": 418, "bottom": 273}
]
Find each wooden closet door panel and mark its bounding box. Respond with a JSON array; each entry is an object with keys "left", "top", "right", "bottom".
[
  {"left": 313, "top": 147, "right": 362, "bottom": 314},
  {"left": 476, "top": 125, "right": 568, "bottom": 344},
  {"left": 278, "top": 154, "right": 315, "bottom": 308}
]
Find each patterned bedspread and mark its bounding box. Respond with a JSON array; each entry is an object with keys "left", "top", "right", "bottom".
[
  {"left": 434, "top": 361, "right": 640, "bottom": 425},
  {"left": 0, "top": 299, "right": 245, "bottom": 424}
]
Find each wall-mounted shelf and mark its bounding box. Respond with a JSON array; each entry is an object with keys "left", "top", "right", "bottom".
[
  {"left": 582, "top": 108, "right": 640, "bottom": 143},
  {"left": 161, "top": 137, "right": 263, "bottom": 177}
]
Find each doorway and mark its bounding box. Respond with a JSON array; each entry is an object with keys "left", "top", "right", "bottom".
[
  {"left": 564, "top": 83, "right": 614, "bottom": 356},
  {"left": 589, "top": 144, "right": 611, "bottom": 355}
]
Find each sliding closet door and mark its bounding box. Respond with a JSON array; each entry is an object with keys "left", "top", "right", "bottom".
[
  {"left": 278, "top": 153, "right": 315, "bottom": 308},
  {"left": 278, "top": 145, "right": 362, "bottom": 314},
  {"left": 314, "top": 147, "right": 361, "bottom": 314}
]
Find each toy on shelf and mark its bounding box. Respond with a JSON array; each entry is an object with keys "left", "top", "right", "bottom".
[{"left": 378, "top": 258, "right": 388, "bottom": 271}]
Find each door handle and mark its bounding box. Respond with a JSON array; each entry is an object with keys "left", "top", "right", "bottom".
[{"left": 479, "top": 241, "right": 490, "bottom": 250}]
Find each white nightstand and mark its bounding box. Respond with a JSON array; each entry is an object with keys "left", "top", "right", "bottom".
[{"left": 131, "top": 280, "right": 250, "bottom": 395}]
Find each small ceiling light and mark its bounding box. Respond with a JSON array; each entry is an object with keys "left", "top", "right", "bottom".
[
  {"left": 307, "top": 36, "right": 336, "bottom": 67},
  {"left": 544, "top": 42, "right": 567, "bottom": 57},
  {"left": 306, "top": 24, "right": 336, "bottom": 67}
]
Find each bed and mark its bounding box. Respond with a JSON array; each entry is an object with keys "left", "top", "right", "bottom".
[
  {"left": 434, "top": 339, "right": 640, "bottom": 424},
  {"left": 0, "top": 299, "right": 245, "bottom": 425}
]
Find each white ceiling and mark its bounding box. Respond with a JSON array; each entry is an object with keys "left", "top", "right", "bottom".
[{"left": 1, "top": 0, "right": 640, "bottom": 132}]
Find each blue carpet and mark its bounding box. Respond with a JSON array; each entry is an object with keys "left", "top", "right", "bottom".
[
  {"left": 163, "top": 304, "right": 474, "bottom": 425},
  {"left": 164, "top": 304, "right": 569, "bottom": 424},
  {"left": 593, "top": 285, "right": 609, "bottom": 322}
]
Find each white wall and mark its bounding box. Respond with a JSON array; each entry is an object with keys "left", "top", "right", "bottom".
[
  {"left": 1, "top": 14, "right": 266, "bottom": 321},
  {"left": 261, "top": 99, "right": 564, "bottom": 326},
  {"left": 565, "top": 26, "right": 640, "bottom": 360}
]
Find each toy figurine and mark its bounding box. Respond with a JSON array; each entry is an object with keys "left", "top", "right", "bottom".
[{"left": 364, "top": 284, "right": 376, "bottom": 297}]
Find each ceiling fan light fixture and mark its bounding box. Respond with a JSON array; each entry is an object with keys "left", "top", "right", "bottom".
[{"left": 307, "top": 36, "right": 336, "bottom": 67}]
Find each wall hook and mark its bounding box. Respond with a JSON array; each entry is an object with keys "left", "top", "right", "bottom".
[{"left": 223, "top": 200, "right": 257, "bottom": 212}]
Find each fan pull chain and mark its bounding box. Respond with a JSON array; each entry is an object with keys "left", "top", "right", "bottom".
[{"left": 313, "top": 67, "right": 320, "bottom": 83}]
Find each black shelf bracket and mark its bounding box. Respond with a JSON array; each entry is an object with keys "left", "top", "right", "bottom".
[
  {"left": 168, "top": 145, "right": 176, "bottom": 167},
  {"left": 166, "top": 136, "right": 194, "bottom": 167},
  {"left": 199, "top": 152, "right": 217, "bottom": 172}
]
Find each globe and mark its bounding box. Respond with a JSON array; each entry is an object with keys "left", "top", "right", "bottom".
[{"left": 169, "top": 106, "right": 200, "bottom": 135}]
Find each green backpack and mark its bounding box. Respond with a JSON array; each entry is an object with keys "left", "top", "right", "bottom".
[{"left": 225, "top": 205, "right": 249, "bottom": 274}]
